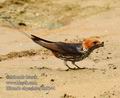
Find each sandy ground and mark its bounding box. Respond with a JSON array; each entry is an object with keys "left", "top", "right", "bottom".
[{"left": 0, "top": 0, "right": 120, "bottom": 98}]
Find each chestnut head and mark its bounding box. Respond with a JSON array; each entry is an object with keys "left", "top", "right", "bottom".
[{"left": 83, "top": 36, "right": 104, "bottom": 50}]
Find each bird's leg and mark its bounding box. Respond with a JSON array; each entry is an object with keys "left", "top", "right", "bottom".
[
  {"left": 64, "top": 61, "right": 74, "bottom": 70},
  {"left": 72, "top": 61, "right": 85, "bottom": 69},
  {"left": 72, "top": 61, "right": 80, "bottom": 69}
]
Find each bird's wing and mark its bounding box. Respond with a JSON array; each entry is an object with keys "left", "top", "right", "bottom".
[
  {"left": 55, "top": 42, "right": 83, "bottom": 54},
  {"left": 31, "top": 34, "right": 82, "bottom": 54}
]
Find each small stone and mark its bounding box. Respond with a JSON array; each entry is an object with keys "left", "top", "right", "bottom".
[
  {"left": 50, "top": 79, "right": 55, "bottom": 82},
  {"left": 107, "top": 57, "right": 112, "bottom": 59},
  {"left": 46, "top": 92, "right": 49, "bottom": 94},
  {"left": 18, "top": 22, "right": 27, "bottom": 26},
  {"left": 113, "top": 67, "right": 117, "bottom": 69},
  {"left": 94, "top": 96, "right": 96, "bottom": 98},
  {"left": 108, "top": 53, "right": 111, "bottom": 54},
  {"left": 0, "top": 5, "right": 3, "bottom": 8},
  {"left": 41, "top": 73, "right": 47, "bottom": 77},
  {"left": 41, "top": 57, "right": 45, "bottom": 59},
  {"left": 64, "top": 94, "right": 67, "bottom": 97},
  {"left": 96, "top": 51, "right": 99, "bottom": 53},
  {"left": 30, "top": 67, "right": 33, "bottom": 69},
  {"left": 0, "top": 77, "right": 2, "bottom": 79}
]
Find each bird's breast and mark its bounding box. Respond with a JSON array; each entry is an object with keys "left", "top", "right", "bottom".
[{"left": 52, "top": 51, "right": 88, "bottom": 62}]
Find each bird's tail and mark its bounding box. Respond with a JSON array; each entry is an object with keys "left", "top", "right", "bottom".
[
  {"left": 31, "top": 34, "right": 55, "bottom": 49},
  {"left": 31, "top": 34, "right": 53, "bottom": 43}
]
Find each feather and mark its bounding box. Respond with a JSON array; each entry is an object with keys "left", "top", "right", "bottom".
[{"left": 31, "top": 34, "right": 83, "bottom": 54}]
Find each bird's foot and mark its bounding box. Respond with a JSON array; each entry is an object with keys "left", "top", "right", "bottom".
[
  {"left": 65, "top": 67, "right": 86, "bottom": 71},
  {"left": 65, "top": 68, "right": 76, "bottom": 71}
]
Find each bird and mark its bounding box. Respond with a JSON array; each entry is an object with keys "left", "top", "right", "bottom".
[
  {"left": 2, "top": 17, "right": 104, "bottom": 70},
  {"left": 31, "top": 34, "right": 104, "bottom": 70}
]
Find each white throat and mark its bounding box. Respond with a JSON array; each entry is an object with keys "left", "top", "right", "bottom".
[
  {"left": 82, "top": 42, "right": 88, "bottom": 52},
  {"left": 76, "top": 43, "right": 88, "bottom": 53}
]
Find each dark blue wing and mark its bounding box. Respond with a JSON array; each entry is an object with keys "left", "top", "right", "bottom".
[{"left": 56, "top": 42, "right": 83, "bottom": 54}]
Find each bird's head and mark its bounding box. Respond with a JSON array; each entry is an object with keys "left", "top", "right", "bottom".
[{"left": 82, "top": 36, "right": 104, "bottom": 50}]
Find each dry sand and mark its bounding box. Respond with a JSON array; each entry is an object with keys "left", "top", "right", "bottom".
[{"left": 0, "top": 0, "right": 120, "bottom": 98}]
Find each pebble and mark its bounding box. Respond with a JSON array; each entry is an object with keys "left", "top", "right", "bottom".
[{"left": 50, "top": 79, "right": 55, "bottom": 82}]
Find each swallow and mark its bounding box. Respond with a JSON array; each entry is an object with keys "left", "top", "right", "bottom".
[{"left": 31, "top": 35, "right": 104, "bottom": 70}]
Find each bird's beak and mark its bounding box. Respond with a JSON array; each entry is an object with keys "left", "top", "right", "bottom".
[
  {"left": 101, "top": 42, "right": 104, "bottom": 47},
  {"left": 88, "top": 41, "right": 104, "bottom": 52},
  {"left": 94, "top": 41, "right": 104, "bottom": 48},
  {"left": 98, "top": 42, "right": 104, "bottom": 47}
]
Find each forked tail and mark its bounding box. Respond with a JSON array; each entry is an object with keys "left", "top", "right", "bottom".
[
  {"left": 31, "top": 34, "right": 55, "bottom": 49},
  {"left": 31, "top": 34, "right": 53, "bottom": 43}
]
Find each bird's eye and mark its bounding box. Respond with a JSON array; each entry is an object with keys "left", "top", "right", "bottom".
[{"left": 93, "top": 41, "right": 98, "bottom": 44}]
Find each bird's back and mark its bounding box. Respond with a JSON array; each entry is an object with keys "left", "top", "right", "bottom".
[{"left": 31, "top": 34, "right": 83, "bottom": 55}]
